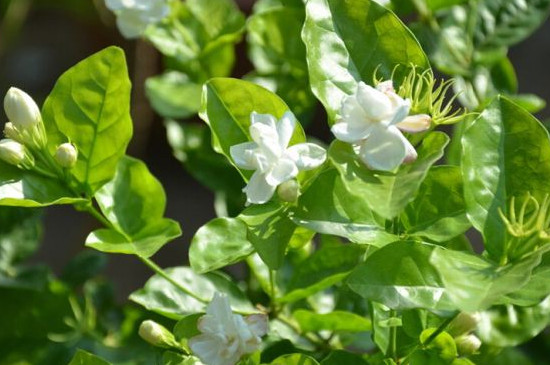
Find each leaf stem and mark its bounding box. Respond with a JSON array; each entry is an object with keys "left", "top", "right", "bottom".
[
  {"left": 269, "top": 269, "right": 278, "bottom": 314},
  {"left": 138, "top": 256, "right": 206, "bottom": 303},
  {"left": 389, "top": 309, "right": 398, "bottom": 361},
  {"left": 276, "top": 314, "right": 324, "bottom": 348}
]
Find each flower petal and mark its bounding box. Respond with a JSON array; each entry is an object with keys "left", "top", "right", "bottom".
[
  {"left": 243, "top": 171, "right": 277, "bottom": 204},
  {"left": 230, "top": 142, "right": 258, "bottom": 169},
  {"left": 356, "top": 82, "right": 393, "bottom": 121},
  {"left": 250, "top": 113, "right": 281, "bottom": 158},
  {"left": 206, "top": 293, "right": 236, "bottom": 332},
  {"left": 245, "top": 314, "right": 269, "bottom": 337},
  {"left": 387, "top": 95, "right": 411, "bottom": 126},
  {"left": 331, "top": 119, "right": 372, "bottom": 143},
  {"left": 358, "top": 125, "right": 409, "bottom": 171},
  {"left": 286, "top": 143, "right": 326, "bottom": 170},
  {"left": 265, "top": 159, "right": 298, "bottom": 186},
  {"left": 189, "top": 334, "right": 229, "bottom": 365},
  {"left": 396, "top": 114, "right": 432, "bottom": 133},
  {"left": 277, "top": 111, "right": 296, "bottom": 150},
  {"left": 116, "top": 10, "right": 148, "bottom": 38}
]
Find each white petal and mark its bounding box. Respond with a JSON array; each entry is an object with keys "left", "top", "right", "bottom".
[
  {"left": 376, "top": 80, "right": 395, "bottom": 93},
  {"left": 116, "top": 11, "right": 148, "bottom": 38},
  {"left": 356, "top": 82, "right": 393, "bottom": 121},
  {"left": 105, "top": 0, "right": 126, "bottom": 11},
  {"left": 243, "top": 171, "right": 276, "bottom": 204},
  {"left": 189, "top": 334, "right": 229, "bottom": 365},
  {"left": 265, "top": 159, "right": 298, "bottom": 186},
  {"left": 206, "top": 293, "right": 236, "bottom": 331},
  {"left": 250, "top": 114, "right": 281, "bottom": 159},
  {"left": 331, "top": 120, "right": 372, "bottom": 144},
  {"left": 402, "top": 136, "right": 418, "bottom": 164},
  {"left": 286, "top": 143, "right": 326, "bottom": 170},
  {"left": 245, "top": 314, "right": 269, "bottom": 337},
  {"left": 396, "top": 114, "right": 432, "bottom": 133},
  {"left": 387, "top": 96, "right": 411, "bottom": 126},
  {"left": 230, "top": 142, "right": 258, "bottom": 170},
  {"left": 277, "top": 111, "right": 296, "bottom": 150},
  {"left": 250, "top": 112, "right": 277, "bottom": 129},
  {"left": 358, "top": 125, "right": 409, "bottom": 171}
]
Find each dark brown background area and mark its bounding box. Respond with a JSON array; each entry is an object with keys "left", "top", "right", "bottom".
[{"left": 0, "top": 0, "right": 549, "bottom": 300}]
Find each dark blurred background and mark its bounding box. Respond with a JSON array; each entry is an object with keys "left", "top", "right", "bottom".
[{"left": 0, "top": 0, "right": 549, "bottom": 300}]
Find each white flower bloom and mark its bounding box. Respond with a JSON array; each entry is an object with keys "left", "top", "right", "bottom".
[
  {"left": 4, "top": 87, "right": 41, "bottom": 129},
  {"left": 105, "top": 0, "right": 170, "bottom": 39},
  {"left": 230, "top": 111, "right": 326, "bottom": 205},
  {"left": 332, "top": 81, "right": 431, "bottom": 172},
  {"left": 189, "top": 293, "right": 268, "bottom": 365}
]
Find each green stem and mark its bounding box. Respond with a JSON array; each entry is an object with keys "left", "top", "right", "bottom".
[
  {"left": 277, "top": 314, "right": 323, "bottom": 348},
  {"left": 402, "top": 312, "right": 459, "bottom": 364},
  {"left": 82, "top": 204, "right": 115, "bottom": 230},
  {"left": 389, "top": 309, "right": 398, "bottom": 361},
  {"left": 269, "top": 269, "right": 278, "bottom": 314},
  {"left": 138, "top": 256, "right": 206, "bottom": 303}
]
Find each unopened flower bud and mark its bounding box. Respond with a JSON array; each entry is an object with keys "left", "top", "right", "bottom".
[
  {"left": 277, "top": 179, "right": 301, "bottom": 202},
  {"left": 448, "top": 312, "right": 479, "bottom": 337},
  {"left": 54, "top": 143, "right": 78, "bottom": 168},
  {"left": 0, "top": 138, "right": 34, "bottom": 168},
  {"left": 138, "top": 320, "right": 179, "bottom": 349},
  {"left": 455, "top": 334, "right": 482, "bottom": 356},
  {"left": 4, "top": 87, "right": 42, "bottom": 129},
  {"left": 3, "top": 122, "right": 22, "bottom": 143}
]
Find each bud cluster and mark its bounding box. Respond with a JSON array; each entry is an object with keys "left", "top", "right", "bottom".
[
  {"left": 1, "top": 87, "right": 78, "bottom": 174},
  {"left": 448, "top": 312, "right": 482, "bottom": 356}
]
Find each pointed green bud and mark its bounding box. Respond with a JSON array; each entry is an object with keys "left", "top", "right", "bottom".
[
  {"left": 54, "top": 143, "right": 78, "bottom": 168},
  {"left": 454, "top": 334, "right": 482, "bottom": 356},
  {"left": 277, "top": 179, "right": 300, "bottom": 203},
  {"left": 0, "top": 138, "right": 34, "bottom": 169},
  {"left": 4, "top": 87, "right": 42, "bottom": 129},
  {"left": 138, "top": 320, "right": 180, "bottom": 349}
]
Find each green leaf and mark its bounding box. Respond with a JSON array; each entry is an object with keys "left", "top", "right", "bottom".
[
  {"left": 430, "top": 247, "right": 544, "bottom": 312},
  {"left": 461, "top": 96, "right": 550, "bottom": 261},
  {"left": 278, "top": 241, "right": 363, "bottom": 303},
  {"left": 271, "top": 354, "right": 320, "bottom": 365},
  {"left": 86, "top": 156, "right": 181, "bottom": 257},
  {"left": 302, "top": 0, "right": 429, "bottom": 122},
  {"left": 402, "top": 166, "right": 471, "bottom": 242},
  {"left": 173, "top": 313, "right": 202, "bottom": 341},
  {"left": 200, "top": 78, "right": 305, "bottom": 180},
  {"left": 129, "top": 267, "right": 256, "bottom": 319},
  {"left": 293, "top": 309, "right": 372, "bottom": 333},
  {"left": 329, "top": 132, "right": 449, "bottom": 220},
  {"left": 163, "top": 352, "right": 203, "bottom": 365},
  {"left": 506, "top": 250, "right": 550, "bottom": 306},
  {"left": 347, "top": 241, "right": 454, "bottom": 310},
  {"left": 146, "top": 71, "right": 202, "bottom": 119},
  {"left": 68, "top": 350, "right": 112, "bottom": 365},
  {"left": 238, "top": 202, "right": 301, "bottom": 270},
  {"left": 477, "top": 297, "right": 550, "bottom": 347},
  {"left": 189, "top": 217, "right": 254, "bottom": 273},
  {"left": 41, "top": 46, "right": 133, "bottom": 196},
  {"left": 0, "top": 160, "right": 86, "bottom": 207},
  {"left": 320, "top": 351, "right": 369, "bottom": 365},
  {"left": 292, "top": 169, "right": 398, "bottom": 246},
  {"left": 474, "top": 0, "right": 550, "bottom": 50},
  {"left": 0, "top": 207, "right": 41, "bottom": 272}
]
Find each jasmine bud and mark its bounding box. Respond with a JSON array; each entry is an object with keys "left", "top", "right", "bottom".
[
  {"left": 138, "top": 320, "right": 179, "bottom": 349},
  {"left": 54, "top": 143, "right": 78, "bottom": 168},
  {"left": 277, "top": 179, "right": 301, "bottom": 202},
  {"left": 4, "top": 88, "right": 42, "bottom": 129},
  {"left": 0, "top": 138, "right": 34, "bottom": 169}
]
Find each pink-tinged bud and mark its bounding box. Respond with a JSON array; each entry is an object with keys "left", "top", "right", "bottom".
[
  {"left": 4, "top": 88, "right": 42, "bottom": 129},
  {"left": 54, "top": 143, "right": 78, "bottom": 168},
  {"left": 396, "top": 114, "right": 432, "bottom": 133}
]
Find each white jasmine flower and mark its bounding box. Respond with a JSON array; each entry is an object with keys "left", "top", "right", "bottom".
[
  {"left": 105, "top": 0, "right": 170, "bottom": 39},
  {"left": 230, "top": 111, "right": 326, "bottom": 205},
  {"left": 332, "top": 81, "right": 431, "bottom": 172},
  {"left": 189, "top": 293, "right": 268, "bottom": 365}
]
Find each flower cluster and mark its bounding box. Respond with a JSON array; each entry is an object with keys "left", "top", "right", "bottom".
[
  {"left": 230, "top": 111, "right": 326, "bottom": 205},
  {"left": 189, "top": 293, "right": 268, "bottom": 365},
  {"left": 105, "top": 0, "right": 170, "bottom": 39},
  {"left": 332, "top": 80, "right": 430, "bottom": 171},
  {"left": 2, "top": 87, "right": 77, "bottom": 171}
]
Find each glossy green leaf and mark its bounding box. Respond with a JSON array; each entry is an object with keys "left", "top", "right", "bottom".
[
  {"left": 293, "top": 309, "right": 372, "bottom": 333},
  {"left": 0, "top": 160, "right": 86, "bottom": 207},
  {"left": 461, "top": 96, "right": 550, "bottom": 261},
  {"left": 347, "top": 241, "right": 454, "bottom": 310},
  {"left": 238, "top": 202, "right": 298, "bottom": 270},
  {"left": 129, "top": 267, "right": 256, "bottom": 319},
  {"left": 330, "top": 132, "right": 449, "bottom": 220},
  {"left": 474, "top": 0, "right": 550, "bottom": 50},
  {"left": 320, "top": 351, "right": 368, "bottom": 365},
  {"left": 41, "top": 46, "right": 133, "bottom": 196},
  {"left": 402, "top": 166, "right": 471, "bottom": 242},
  {"left": 189, "top": 217, "right": 254, "bottom": 273},
  {"left": 68, "top": 350, "right": 112, "bottom": 365},
  {"left": 86, "top": 157, "right": 181, "bottom": 257},
  {"left": 302, "top": 0, "right": 429, "bottom": 121},
  {"left": 146, "top": 71, "right": 202, "bottom": 119},
  {"left": 430, "top": 247, "right": 544, "bottom": 312},
  {"left": 271, "top": 354, "right": 319, "bottom": 365},
  {"left": 506, "top": 251, "right": 550, "bottom": 306},
  {"left": 278, "top": 241, "right": 363, "bottom": 303},
  {"left": 292, "top": 169, "right": 398, "bottom": 245},
  {"left": 200, "top": 78, "right": 306, "bottom": 180},
  {"left": 477, "top": 297, "right": 550, "bottom": 347}
]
